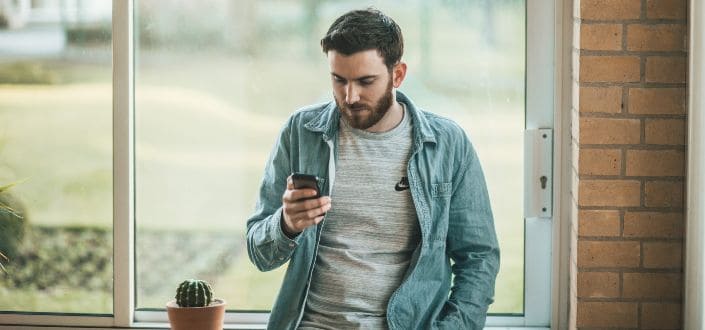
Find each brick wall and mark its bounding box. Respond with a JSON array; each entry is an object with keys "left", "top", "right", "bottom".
[{"left": 570, "top": 0, "right": 687, "bottom": 329}]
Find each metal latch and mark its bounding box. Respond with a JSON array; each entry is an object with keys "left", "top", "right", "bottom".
[{"left": 524, "top": 128, "right": 553, "bottom": 218}]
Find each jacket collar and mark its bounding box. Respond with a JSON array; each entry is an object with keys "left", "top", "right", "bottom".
[
  {"left": 303, "top": 90, "right": 437, "bottom": 145},
  {"left": 303, "top": 101, "right": 339, "bottom": 141}
]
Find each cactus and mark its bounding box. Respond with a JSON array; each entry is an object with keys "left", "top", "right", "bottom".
[{"left": 175, "top": 279, "right": 214, "bottom": 307}]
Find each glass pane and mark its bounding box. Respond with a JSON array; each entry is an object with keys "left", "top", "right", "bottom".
[
  {"left": 0, "top": 1, "right": 113, "bottom": 313},
  {"left": 135, "top": 0, "right": 523, "bottom": 315}
]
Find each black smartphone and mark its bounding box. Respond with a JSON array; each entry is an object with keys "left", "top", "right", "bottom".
[{"left": 291, "top": 173, "right": 320, "bottom": 199}]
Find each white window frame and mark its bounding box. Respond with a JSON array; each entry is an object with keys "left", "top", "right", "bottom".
[
  {"left": 685, "top": 0, "right": 705, "bottom": 328},
  {"left": 485, "top": 0, "right": 559, "bottom": 328},
  {"left": 0, "top": 0, "right": 569, "bottom": 328}
]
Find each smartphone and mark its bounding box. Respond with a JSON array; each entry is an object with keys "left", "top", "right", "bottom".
[{"left": 291, "top": 173, "right": 320, "bottom": 200}]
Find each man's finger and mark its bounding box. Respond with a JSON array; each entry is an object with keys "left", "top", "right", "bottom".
[
  {"left": 305, "top": 203, "right": 331, "bottom": 219},
  {"left": 301, "top": 196, "right": 330, "bottom": 209},
  {"left": 290, "top": 201, "right": 329, "bottom": 220},
  {"left": 282, "top": 188, "right": 313, "bottom": 203},
  {"left": 285, "top": 196, "right": 330, "bottom": 213},
  {"left": 286, "top": 214, "right": 312, "bottom": 230},
  {"left": 286, "top": 188, "right": 319, "bottom": 202}
]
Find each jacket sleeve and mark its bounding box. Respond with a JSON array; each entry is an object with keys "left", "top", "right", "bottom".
[
  {"left": 246, "top": 118, "right": 301, "bottom": 272},
  {"left": 434, "top": 141, "right": 500, "bottom": 330}
]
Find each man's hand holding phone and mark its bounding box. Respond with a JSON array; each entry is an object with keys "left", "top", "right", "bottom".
[{"left": 281, "top": 174, "right": 331, "bottom": 238}]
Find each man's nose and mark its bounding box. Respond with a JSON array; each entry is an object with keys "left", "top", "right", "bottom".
[{"left": 345, "top": 84, "right": 360, "bottom": 104}]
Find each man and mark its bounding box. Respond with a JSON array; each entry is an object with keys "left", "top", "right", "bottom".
[{"left": 246, "top": 8, "right": 499, "bottom": 330}]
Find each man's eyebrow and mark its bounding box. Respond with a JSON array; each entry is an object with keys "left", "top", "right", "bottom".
[{"left": 331, "top": 73, "right": 378, "bottom": 81}]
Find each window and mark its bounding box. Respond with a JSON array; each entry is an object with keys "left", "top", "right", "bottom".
[
  {"left": 0, "top": 0, "right": 557, "bottom": 328},
  {"left": 134, "top": 0, "right": 525, "bottom": 315},
  {"left": 0, "top": 0, "right": 113, "bottom": 315}
]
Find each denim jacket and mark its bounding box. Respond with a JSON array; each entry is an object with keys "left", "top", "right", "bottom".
[{"left": 246, "top": 91, "right": 500, "bottom": 330}]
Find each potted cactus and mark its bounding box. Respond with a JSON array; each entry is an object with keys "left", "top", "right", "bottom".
[{"left": 166, "top": 279, "right": 226, "bottom": 330}]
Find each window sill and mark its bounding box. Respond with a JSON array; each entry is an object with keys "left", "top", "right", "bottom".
[{"left": 0, "top": 325, "right": 550, "bottom": 330}]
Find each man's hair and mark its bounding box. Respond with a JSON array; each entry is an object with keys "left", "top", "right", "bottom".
[{"left": 320, "top": 8, "right": 404, "bottom": 70}]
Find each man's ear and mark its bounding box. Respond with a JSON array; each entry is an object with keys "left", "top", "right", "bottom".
[{"left": 392, "top": 62, "right": 407, "bottom": 88}]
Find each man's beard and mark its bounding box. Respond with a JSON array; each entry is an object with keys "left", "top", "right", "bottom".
[{"left": 336, "top": 79, "right": 394, "bottom": 130}]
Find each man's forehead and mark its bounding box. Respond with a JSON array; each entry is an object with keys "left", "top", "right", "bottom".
[{"left": 327, "top": 49, "right": 387, "bottom": 77}]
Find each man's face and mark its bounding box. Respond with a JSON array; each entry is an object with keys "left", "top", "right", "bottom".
[{"left": 328, "top": 49, "right": 394, "bottom": 130}]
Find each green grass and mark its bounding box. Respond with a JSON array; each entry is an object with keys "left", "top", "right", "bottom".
[
  {"left": 216, "top": 251, "right": 288, "bottom": 311},
  {"left": 0, "top": 286, "right": 111, "bottom": 313},
  {"left": 0, "top": 84, "right": 112, "bottom": 225}
]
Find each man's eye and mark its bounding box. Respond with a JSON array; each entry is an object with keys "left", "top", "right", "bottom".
[
  {"left": 333, "top": 76, "right": 345, "bottom": 83},
  {"left": 360, "top": 80, "right": 373, "bottom": 86}
]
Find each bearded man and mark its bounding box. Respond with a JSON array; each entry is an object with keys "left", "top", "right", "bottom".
[{"left": 246, "top": 8, "right": 500, "bottom": 330}]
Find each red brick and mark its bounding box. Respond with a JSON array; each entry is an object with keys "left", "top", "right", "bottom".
[
  {"left": 578, "top": 272, "right": 620, "bottom": 297},
  {"left": 578, "top": 210, "right": 621, "bottom": 236},
  {"left": 646, "top": 56, "right": 687, "bottom": 83},
  {"left": 579, "top": 180, "right": 641, "bottom": 207},
  {"left": 623, "top": 212, "right": 683, "bottom": 238},
  {"left": 577, "top": 302, "right": 638, "bottom": 327},
  {"left": 629, "top": 88, "right": 686, "bottom": 115},
  {"left": 578, "top": 241, "right": 640, "bottom": 267},
  {"left": 579, "top": 149, "right": 621, "bottom": 176},
  {"left": 580, "top": 0, "right": 642, "bottom": 20},
  {"left": 581, "top": 24, "right": 623, "bottom": 50},
  {"left": 580, "top": 117, "right": 640, "bottom": 145},
  {"left": 627, "top": 24, "right": 687, "bottom": 51},
  {"left": 645, "top": 181, "right": 684, "bottom": 207},
  {"left": 581, "top": 56, "right": 641, "bottom": 83},
  {"left": 625, "top": 150, "right": 685, "bottom": 177},
  {"left": 580, "top": 87, "right": 623, "bottom": 113},
  {"left": 643, "top": 242, "right": 682, "bottom": 268},
  {"left": 646, "top": 0, "right": 687, "bottom": 19},
  {"left": 642, "top": 302, "right": 682, "bottom": 329},
  {"left": 622, "top": 272, "right": 682, "bottom": 298},
  {"left": 645, "top": 119, "right": 686, "bottom": 145}
]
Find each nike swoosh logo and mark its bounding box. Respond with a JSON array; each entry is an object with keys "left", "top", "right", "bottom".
[
  {"left": 394, "top": 178, "right": 409, "bottom": 191},
  {"left": 395, "top": 183, "right": 409, "bottom": 191}
]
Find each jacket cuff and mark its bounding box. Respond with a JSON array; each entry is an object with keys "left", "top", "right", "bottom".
[{"left": 272, "top": 207, "right": 301, "bottom": 252}]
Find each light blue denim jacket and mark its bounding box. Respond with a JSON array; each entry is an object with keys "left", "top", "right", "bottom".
[{"left": 246, "top": 91, "right": 500, "bottom": 330}]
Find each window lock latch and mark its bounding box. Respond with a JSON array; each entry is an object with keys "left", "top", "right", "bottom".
[{"left": 524, "top": 128, "right": 553, "bottom": 219}]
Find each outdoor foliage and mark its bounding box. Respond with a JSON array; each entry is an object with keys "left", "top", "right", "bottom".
[
  {"left": 0, "top": 226, "right": 239, "bottom": 295},
  {"left": 0, "top": 183, "right": 27, "bottom": 273},
  {"left": 0, "top": 190, "right": 25, "bottom": 260},
  {"left": 0, "top": 62, "right": 58, "bottom": 84},
  {"left": 0, "top": 226, "right": 112, "bottom": 291}
]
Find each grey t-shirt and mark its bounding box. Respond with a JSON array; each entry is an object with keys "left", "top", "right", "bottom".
[{"left": 298, "top": 106, "right": 421, "bottom": 330}]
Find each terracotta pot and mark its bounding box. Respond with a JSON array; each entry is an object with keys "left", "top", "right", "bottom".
[{"left": 166, "top": 299, "right": 226, "bottom": 330}]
